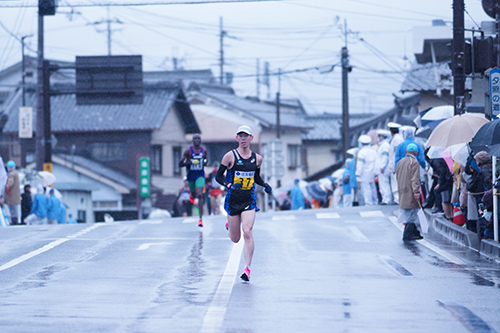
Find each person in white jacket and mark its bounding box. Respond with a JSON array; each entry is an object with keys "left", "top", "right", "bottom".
[
  {"left": 388, "top": 122, "right": 404, "bottom": 204},
  {"left": 376, "top": 130, "right": 393, "bottom": 205},
  {"left": 356, "top": 135, "right": 378, "bottom": 206}
]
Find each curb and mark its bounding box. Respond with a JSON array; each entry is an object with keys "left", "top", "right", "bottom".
[{"left": 425, "top": 209, "right": 500, "bottom": 260}]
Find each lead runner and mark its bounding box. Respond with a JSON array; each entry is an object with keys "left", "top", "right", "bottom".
[{"left": 216, "top": 125, "right": 272, "bottom": 282}]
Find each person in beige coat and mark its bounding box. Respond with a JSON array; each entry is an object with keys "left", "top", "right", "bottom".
[
  {"left": 396, "top": 143, "right": 423, "bottom": 241},
  {"left": 4, "top": 160, "right": 21, "bottom": 225}
]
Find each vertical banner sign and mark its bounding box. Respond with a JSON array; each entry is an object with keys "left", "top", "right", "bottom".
[
  {"left": 489, "top": 67, "right": 500, "bottom": 119},
  {"left": 19, "top": 106, "right": 33, "bottom": 138},
  {"left": 139, "top": 157, "right": 150, "bottom": 198}
]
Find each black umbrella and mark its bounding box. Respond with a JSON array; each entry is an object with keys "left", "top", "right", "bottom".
[
  {"left": 470, "top": 119, "right": 500, "bottom": 153},
  {"left": 306, "top": 182, "right": 327, "bottom": 202}
]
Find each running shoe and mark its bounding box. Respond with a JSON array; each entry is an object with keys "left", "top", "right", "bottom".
[
  {"left": 198, "top": 219, "right": 203, "bottom": 227},
  {"left": 189, "top": 196, "right": 195, "bottom": 204},
  {"left": 225, "top": 220, "right": 229, "bottom": 230},
  {"left": 240, "top": 266, "right": 250, "bottom": 282}
]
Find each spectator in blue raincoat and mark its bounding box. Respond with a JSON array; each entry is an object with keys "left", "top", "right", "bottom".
[
  {"left": 47, "top": 189, "right": 61, "bottom": 224},
  {"left": 68, "top": 214, "right": 78, "bottom": 224},
  {"left": 26, "top": 185, "right": 48, "bottom": 225},
  {"left": 58, "top": 202, "right": 67, "bottom": 224},
  {"left": 395, "top": 127, "right": 426, "bottom": 169},
  {"left": 290, "top": 179, "right": 305, "bottom": 210},
  {"left": 343, "top": 156, "right": 359, "bottom": 207}
]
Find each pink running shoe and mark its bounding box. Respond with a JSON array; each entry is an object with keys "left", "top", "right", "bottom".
[
  {"left": 225, "top": 220, "right": 229, "bottom": 230},
  {"left": 240, "top": 266, "right": 250, "bottom": 282}
]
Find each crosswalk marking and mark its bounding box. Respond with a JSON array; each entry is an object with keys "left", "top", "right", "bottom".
[
  {"left": 359, "top": 210, "right": 385, "bottom": 218},
  {"left": 182, "top": 217, "right": 198, "bottom": 223},
  {"left": 272, "top": 215, "right": 296, "bottom": 220},
  {"left": 316, "top": 212, "right": 340, "bottom": 219}
]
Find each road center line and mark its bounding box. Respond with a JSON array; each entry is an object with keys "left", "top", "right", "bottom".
[
  {"left": 200, "top": 240, "right": 244, "bottom": 333},
  {"left": 0, "top": 224, "right": 103, "bottom": 272}
]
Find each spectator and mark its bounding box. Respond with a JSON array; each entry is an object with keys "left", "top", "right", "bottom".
[
  {"left": 342, "top": 158, "right": 354, "bottom": 208},
  {"left": 396, "top": 143, "right": 423, "bottom": 241},
  {"left": 279, "top": 191, "right": 292, "bottom": 211},
  {"left": 430, "top": 158, "right": 453, "bottom": 220},
  {"left": 356, "top": 135, "right": 378, "bottom": 206},
  {"left": 47, "top": 189, "right": 61, "bottom": 224},
  {"left": 388, "top": 122, "right": 404, "bottom": 204},
  {"left": 464, "top": 151, "right": 492, "bottom": 232},
  {"left": 376, "top": 130, "right": 393, "bottom": 205},
  {"left": 290, "top": 179, "right": 305, "bottom": 210},
  {"left": 58, "top": 202, "right": 67, "bottom": 224},
  {"left": 68, "top": 213, "right": 78, "bottom": 224},
  {"left": 478, "top": 189, "right": 494, "bottom": 239},
  {"left": 395, "top": 127, "right": 426, "bottom": 169},
  {"left": 21, "top": 184, "right": 33, "bottom": 224},
  {"left": 4, "top": 161, "right": 21, "bottom": 225},
  {"left": 25, "top": 185, "right": 48, "bottom": 225}
]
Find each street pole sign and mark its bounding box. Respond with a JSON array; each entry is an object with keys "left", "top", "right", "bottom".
[
  {"left": 489, "top": 67, "right": 500, "bottom": 119},
  {"left": 19, "top": 106, "right": 33, "bottom": 138},
  {"left": 139, "top": 157, "right": 150, "bottom": 198}
]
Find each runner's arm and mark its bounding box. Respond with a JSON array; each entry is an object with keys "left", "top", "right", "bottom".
[{"left": 216, "top": 165, "right": 229, "bottom": 188}]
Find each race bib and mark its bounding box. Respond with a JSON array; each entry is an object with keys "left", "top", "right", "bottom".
[{"left": 234, "top": 171, "right": 255, "bottom": 190}]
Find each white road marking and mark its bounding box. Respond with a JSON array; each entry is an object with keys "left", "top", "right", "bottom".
[
  {"left": 139, "top": 219, "right": 163, "bottom": 224},
  {"left": 200, "top": 240, "right": 244, "bottom": 333},
  {"left": 388, "top": 214, "right": 465, "bottom": 265},
  {"left": 0, "top": 224, "right": 103, "bottom": 272},
  {"left": 182, "top": 217, "right": 198, "bottom": 223},
  {"left": 137, "top": 242, "right": 172, "bottom": 250},
  {"left": 348, "top": 226, "right": 369, "bottom": 242},
  {"left": 272, "top": 215, "right": 295, "bottom": 220},
  {"left": 316, "top": 212, "right": 340, "bottom": 219},
  {"left": 359, "top": 210, "right": 385, "bottom": 218}
]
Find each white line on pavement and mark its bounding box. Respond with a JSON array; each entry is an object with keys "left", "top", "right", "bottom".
[
  {"left": 348, "top": 226, "right": 369, "bottom": 242},
  {"left": 137, "top": 242, "right": 171, "bottom": 250},
  {"left": 182, "top": 217, "right": 198, "bottom": 223},
  {"left": 359, "top": 210, "right": 385, "bottom": 218},
  {"left": 272, "top": 215, "right": 296, "bottom": 220},
  {"left": 0, "top": 224, "right": 103, "bottom": 272},
  {"left": 200, "top": 240, "right": 244, "bottom": 333},
  {"left": 316, "top": 212, "right": 340, "bottom": 219}
]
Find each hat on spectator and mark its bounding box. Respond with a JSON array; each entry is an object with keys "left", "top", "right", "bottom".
[
  {"left": 387, "top": 122, "right": 401, "bottom": 129},
  {"left": 358, "top": 135, "right": 372, "bottom": 145},
  {"left": 474, "top": 151, "right": 491, "bottom": 166},
  {"left": 376, "top": 129, "right": 391, "bottom": 137},
  {"left": 406, "top": 143, "right": 418, "bottom": 153},
  {"left": 6, "top": 160, "right": 15, "bottom": 168},
  {"left": 236, "top": 125, "right": 253, "bottom": 136}
]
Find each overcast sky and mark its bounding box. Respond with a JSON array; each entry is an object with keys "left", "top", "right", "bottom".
[{"left": 0, "top": 0, "right": 493, "bottom": 115}]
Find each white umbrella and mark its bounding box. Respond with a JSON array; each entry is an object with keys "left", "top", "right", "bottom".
[
  {"left": 38, "top": 171, "right": 56, "bottom": 186},
  {"left": 421, "top": 105, "right": 454, "bottom": 121},
  {"left": 426, "top": 113, "right": 489, "bottom": 147}
]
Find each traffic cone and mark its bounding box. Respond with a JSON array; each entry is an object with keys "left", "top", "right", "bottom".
[{"left": 453, "top": 206, "right": 466, "bottom": 226}]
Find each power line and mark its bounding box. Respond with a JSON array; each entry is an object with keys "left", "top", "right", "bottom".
[{"left": 0, "top": 0, "right": 283, "bottom": 8}]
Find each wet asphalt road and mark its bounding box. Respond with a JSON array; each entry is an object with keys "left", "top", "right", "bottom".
[{"left": 0, "top": 205, "right": 499, "bottom": 332}]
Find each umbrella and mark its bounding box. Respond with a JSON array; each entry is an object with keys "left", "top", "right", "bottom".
[
  {"left": 469, "top": 119, "right": 500, "bottom": 154},
  {"left": 366, "top": 129, "right": 379, "bottom": 145},
  {"left": 306, "top": 182, "right": 327, "bottom": 202},
  {"left": 420, "top": 105, "right": 454, "bottom": 123},
  {"left": 38, "top": 171, "right": 56, "bottom": 186},
  {"left": 426, "top": 143, "right": 470, "bottom": 167},
  {"left": 426, "top": 113, "right": 489, "bottom": 147}
]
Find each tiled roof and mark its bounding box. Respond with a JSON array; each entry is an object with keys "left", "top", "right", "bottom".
[
  {"left": 400, "top": 62, "right": 472, "bottom": 92},
  {"left": 57, "top": 154, "right": 137, "bottom": 190},
  {"left": 302, "top": 113, "right": 375, "bottom": 141},
  {"left": 189, "top": 86, "right": 310, "bottom": 131},
  {"left": 3, "top": 82, "right": 192, "bottom": 133}
]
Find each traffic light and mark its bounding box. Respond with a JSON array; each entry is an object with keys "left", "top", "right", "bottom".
[
  {"left": 39, "top": 0, "right": 56, "bottom": 16},
  {"left": 139, "top": 157, "right": 150, "bottom": 197}
]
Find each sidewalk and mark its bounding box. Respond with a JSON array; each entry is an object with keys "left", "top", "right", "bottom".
[{"left": 424, "top": 209, "right": 500, "bottom": 261}]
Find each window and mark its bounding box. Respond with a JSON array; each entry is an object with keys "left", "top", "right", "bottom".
[
  {"left": 287, "top": 144, "right": 302, "bottom": 169},
  {"left": 88, "top": 142, "right": 126, "bottom": 162},
  {"left": 173, "top": 146, "right": 182, "bottom": 176},
  {"left": 151, "top": 145, "right": 162, "bottom": 174},
  {"left": 77, "top": 210, "right": 86, "bottom": 223}
]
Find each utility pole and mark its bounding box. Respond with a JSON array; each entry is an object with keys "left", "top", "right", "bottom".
[
  {"left": 20, "top": 34, "right": 31, "bottom": 168},
  {"left": 90, "top": 6, "right": 122, "bottom": 56},
  {"left": 452, "top": 0, "right": 465, "bottom": 115},
  {"left": 276, "top": 68, "right": 281, "bottom": 139},
  {"left": 36, "top": 8, "right": 45, "bottom": 171},
  {"left": 256, "top": 58, "right": 260, "bottom": 99},
  {"left": 219, "top": 17, "right": 226, "bottom": 85},
  {"left": 341, "top": 19, "right": 351, "bottom": 161}
]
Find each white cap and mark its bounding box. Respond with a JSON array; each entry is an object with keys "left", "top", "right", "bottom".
[
  {"left": 387, "top": 122, "right": 401, "bottom": 129},
  {"left": 358, "top": 135, "right": 372, "bottom": 144},
  {"left": 236, "top": 125, "right": 253, "bottom": 136},
  {"left": 376, "top": 129, "right": 391, "bottom": 137}
]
